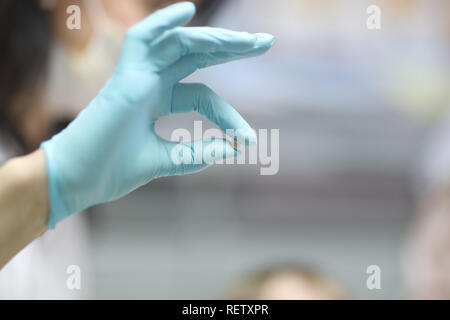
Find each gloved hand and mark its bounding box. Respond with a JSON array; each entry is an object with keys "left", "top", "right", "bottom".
[{"left": 41, "top": 2, "right": 274, "bottom": 229}]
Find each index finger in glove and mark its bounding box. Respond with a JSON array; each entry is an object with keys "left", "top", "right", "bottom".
[{"left": 127, "top": 2, "right": 195, "bottom": 41}]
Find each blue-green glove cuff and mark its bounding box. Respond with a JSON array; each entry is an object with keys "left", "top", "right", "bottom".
[{"left": 41, "top": 140, "right": 70, "bottom": 229}]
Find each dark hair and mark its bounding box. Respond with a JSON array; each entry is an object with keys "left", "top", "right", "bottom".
[
  {"left": 226, "top": 263, "right": 346, "bottom": 299},
  {"left": 191, "top": 0, "right": 226, "bottom": 26},
  {"left": 0, "top": 0, "right": 51, "bottom": 150}
]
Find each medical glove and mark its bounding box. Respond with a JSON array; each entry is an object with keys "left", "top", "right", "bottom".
[{"left": 41, "top": 2, "right": 274, "bottom": 229}]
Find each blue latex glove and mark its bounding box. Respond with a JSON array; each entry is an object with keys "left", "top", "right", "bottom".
[{"left": 41, "top": 2, "right": 274, "bottom": 229}]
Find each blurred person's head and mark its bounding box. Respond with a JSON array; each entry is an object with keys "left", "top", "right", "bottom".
[
  {"left": 0, "top": 0, "right": 225, "bottom": 152},
  {"left": 0, "top": 0, "right": 151, "bottom": 151},
  {"left": 46, "top": 0, "right": 225, "bottom": 51},
  {"left": 225, "top": 264, "right": 346, "bottom": 300},
  {"left": 0, "top": 0, "right": 52, "bottom": 152},
  {"left": 38, "top": 0, "right": 226, "bottom": 120}
]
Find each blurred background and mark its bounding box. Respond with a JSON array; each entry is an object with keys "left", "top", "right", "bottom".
[{"left": 0, "top": 0, "right": 449, "bottom": 299}]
